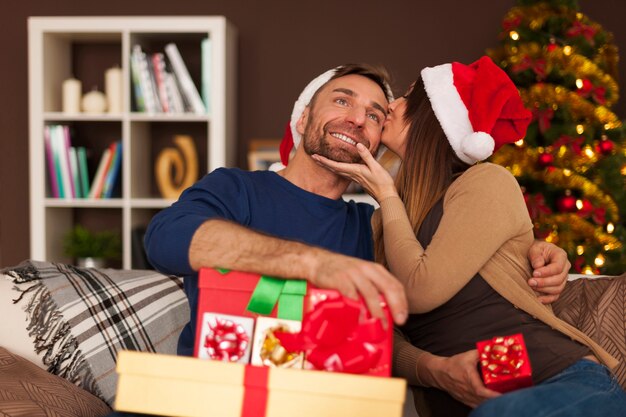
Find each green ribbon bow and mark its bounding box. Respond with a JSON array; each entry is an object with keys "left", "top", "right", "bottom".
[
  {"left": 247, "top": 276, "right": 307, "bottom": 321},
  {"left": 215, "top": 268, "right": 307, "bottom": 321}
]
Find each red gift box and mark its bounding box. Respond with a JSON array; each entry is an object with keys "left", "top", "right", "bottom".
[
  {"left": 476, "top": 333, "right": 533, "bottom": 393},
  {"left": 275, "top": 288, "right": 392, "bottom": 376},
  {"left": 195, "top": 268, "right": 392, "bottom": 376}
]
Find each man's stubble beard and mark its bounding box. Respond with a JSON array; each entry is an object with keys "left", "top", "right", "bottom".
[{"left": 302, "top": 112, "right": 372, "bottom": 164}]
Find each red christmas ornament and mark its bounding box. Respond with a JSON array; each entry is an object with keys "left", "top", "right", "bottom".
[
  {"left": 546, "top": 44, "right": 558, "bottom": 52},
  {"left": 598, "top": 138, "right": 615, "bottom": 155},
  {"left": 537, "top": 152, "right": 554, "bottom": 167},
  {"left": 502, "top": 16, "right": 522, "bottom": 31},
  {"left": 556, "top": 191, "right": 577, "bottom": 213}
]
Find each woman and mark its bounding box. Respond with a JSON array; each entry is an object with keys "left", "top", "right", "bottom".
[{"left": 313, "top": 56, "right": 626, "bottom": 417}]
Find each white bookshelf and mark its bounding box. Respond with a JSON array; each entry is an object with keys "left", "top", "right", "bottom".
[{"left": 29, "top": 16, "right": 237, "bottom": 269}]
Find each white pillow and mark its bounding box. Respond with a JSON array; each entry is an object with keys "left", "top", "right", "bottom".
[{"left": 0, "top": 274, "right": 46, "bottom": 368}]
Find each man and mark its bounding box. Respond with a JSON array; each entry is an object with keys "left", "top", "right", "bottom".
[{"left": 144, "top": 64, "right": 569, "bottom": 407}]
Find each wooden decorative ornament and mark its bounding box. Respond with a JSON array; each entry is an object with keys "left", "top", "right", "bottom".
[{"left": 155, "top": 135, "right": 199, "bottom": 199}]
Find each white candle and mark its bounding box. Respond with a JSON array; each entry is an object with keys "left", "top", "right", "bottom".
[
  {"left": 62, "top": 78, "right": 82, "bottom": 113},
  {"left": 105, "top": 66, "right": 123, "bottom": 113}
]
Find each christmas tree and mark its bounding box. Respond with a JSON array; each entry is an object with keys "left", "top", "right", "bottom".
[{"left": 488, "top": 0, "right": 626, "bottom": 274}]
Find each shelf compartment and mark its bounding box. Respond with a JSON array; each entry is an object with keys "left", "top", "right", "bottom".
[
  {"left": 41, "top": 32, "right": 123, "bottom": 113},
  {"left": 45, "top": 207, "right": 123, "bottom": 268},
  {"left": 129, "top": 121, "right": 207, "bottom": 199}
]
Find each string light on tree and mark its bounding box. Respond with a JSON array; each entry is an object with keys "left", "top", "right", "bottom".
[
  {"left": 606, "top": 222, "right": 615, "bottom": 233},
  {"left": 594, "top": 254, "right": 606, "bottom": 267}
]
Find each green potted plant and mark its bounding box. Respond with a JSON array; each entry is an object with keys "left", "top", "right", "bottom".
[{"left": 63, "top": 225, "right": 122, "bottom": 267}]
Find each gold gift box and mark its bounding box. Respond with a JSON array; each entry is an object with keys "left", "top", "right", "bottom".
[{"left": 115, "top": 350, "right": 406, "bottom": 417}]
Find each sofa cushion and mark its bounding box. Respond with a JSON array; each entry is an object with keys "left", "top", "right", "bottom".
[
  {"left": 0, "top": 346, "right": 111, "bottom": 416},
  {"left": 553, "top": 273, "right": 626, "bottom": 389},
  {"left": 2, "top": 260, "right": 189, "bottom": 407}
]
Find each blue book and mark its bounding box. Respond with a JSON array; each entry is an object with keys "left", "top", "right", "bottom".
[{"left": 102, "top": 141, "right": 122, "bottom": 198}]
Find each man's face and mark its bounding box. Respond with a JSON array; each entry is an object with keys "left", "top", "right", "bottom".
[{"left": 298, "top": 74, "right": 388, "bottom": 163}]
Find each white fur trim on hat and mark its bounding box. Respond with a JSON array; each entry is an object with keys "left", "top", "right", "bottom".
[
  {"left": 461, "top": 131, "right": 495, "bottom": 162},
  {"left": 289, "top": 68, "right": 337, "bottom": 150},
  {"left": 421, "top": 63, "right": 478, "bottom": 165}
]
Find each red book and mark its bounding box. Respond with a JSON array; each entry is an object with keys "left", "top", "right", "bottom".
[{"left": 44, "top": 126, "right": 60, "bottom": 198}]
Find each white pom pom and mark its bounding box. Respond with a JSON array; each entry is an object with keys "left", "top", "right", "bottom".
[{"left": 461, "top": 132, "right": 494, "bottom": 163}]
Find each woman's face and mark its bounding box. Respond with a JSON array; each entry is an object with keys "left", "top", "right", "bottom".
[{"left": 381, "top": 85, "right": 413, "bottom": 159}]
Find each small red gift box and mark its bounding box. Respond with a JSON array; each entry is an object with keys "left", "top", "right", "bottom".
[{"left": 476, "top": 333, "right": 532, "bottom": 393}]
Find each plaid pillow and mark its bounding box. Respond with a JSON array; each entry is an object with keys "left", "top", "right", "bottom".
[{"left": 3, "top": 260, "right": 189, "bottom": 406}]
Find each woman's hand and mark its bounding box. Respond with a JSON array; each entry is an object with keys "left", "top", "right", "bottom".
[{"left": 312, "top": 143, "right": 398, "bottom": 202}]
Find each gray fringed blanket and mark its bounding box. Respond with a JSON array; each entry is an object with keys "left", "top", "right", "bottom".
[{"left": 4, "top": 260, "right": 189, "bottom": 406}]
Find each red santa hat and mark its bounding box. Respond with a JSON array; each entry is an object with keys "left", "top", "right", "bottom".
[
  {"left": 271, "top": 66, "right": 394, "bottom": 171},
  {"left": 420, "top": 56, "right": 531, "bottom": 165}
]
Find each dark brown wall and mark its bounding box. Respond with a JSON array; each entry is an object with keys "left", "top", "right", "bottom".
[{"left": 1, "top": 1, "right": 625, "bottom": 266}]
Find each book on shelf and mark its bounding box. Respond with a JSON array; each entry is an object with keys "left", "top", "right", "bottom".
[
  {"left": 46, "top": 124, "right": 74, "bottom": 199},
  {"left": 165, "top": 72, "right": 185, "bottom": 113},
  {"left": 89, "top": 145, "right": 113, "bottom": 199},
  {"left": 44, "top": 126, "right": 59, "bottom": 198},
  {"left": 201, "top": 37, "right": 211, "bottom": 114},
  {"left": 130, "top": 42, "right": 207, "bottom": 115},
  {"left": 102, "top": 141, "right": 122, "bottom": 198},
  {"left": 77, "top": 147, "right": 90, "bottom": 198},
  {"left": 151, "top": 52, "right": 171, "bottom": 113},
  {"left": 131, "top": 45, "right": 160, "bottom": 113},
  {"left": 61, "top": 126, "right": 76, "bottom": 198},
  {"left": 165, "top": 43, "right": 206, "bottom": 114},
  {"left": 69, "top": 147, "right": 81, "bottom": 198},
  {"left": 130, "top": 49, "right": 146, "bottom": 112}
]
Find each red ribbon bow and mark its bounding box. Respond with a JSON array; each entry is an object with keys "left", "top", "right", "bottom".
[
  {"left": 275, "top": 292, "right": 385, "bottom": 374},
  {"left": 577, "top": 199, "right": 606, "bottom": 225},
  {"left": 566, "top": 21, "right": 597, "bottom": 44},
  {"left": 502, "top": 15, "right": 522, "bottom": 31},
  {"left": 553, "top": 135, "right": 584, "bottom": 155},
  {"left": 577, "top": 79, "right": 606, "bottom": 105},
  {"left": 524, "top": 193, "right": 552, "bottom": 220},
  {"left": 511, "top": 55, "right": 547, "bottom": 80},
  {"left": 202, "top": 316, "right": 250, "bottom": 362},
  {"left": 532, "top": 107, "right": 554, "bottom": 133}
]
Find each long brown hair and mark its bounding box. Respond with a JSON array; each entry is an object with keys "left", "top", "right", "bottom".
[{"left": 374, "top": 78, "right": 469, "bottom": 264}]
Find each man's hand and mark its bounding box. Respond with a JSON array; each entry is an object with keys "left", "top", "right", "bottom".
[
  {"left": 307, "top": 250, "right": 408, "bottom": 326},
  {"left": 527, "top": 240, "right": 570, "bottom": 304},
  {"left": 418, "top": 350, "right": 500, "bottom": 408}
]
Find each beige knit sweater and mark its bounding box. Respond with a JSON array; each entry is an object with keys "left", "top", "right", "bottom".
[{"left": 372, "top": 163, "right": 618, "bottom": 386}]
